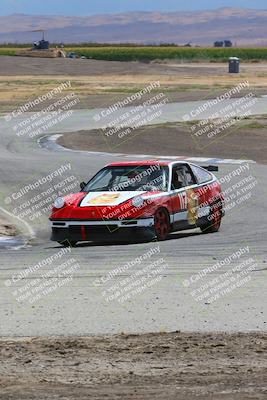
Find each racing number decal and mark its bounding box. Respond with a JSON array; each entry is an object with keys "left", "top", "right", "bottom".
[{"left": 179, "top": 192, "right": 187, "bottom": 210}]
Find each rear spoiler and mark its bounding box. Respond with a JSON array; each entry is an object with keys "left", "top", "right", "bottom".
[{"left": 201, "top": 165, "right": 219, "bottom": 172}]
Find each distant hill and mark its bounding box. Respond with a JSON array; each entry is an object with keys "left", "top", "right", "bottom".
[{"left": 0, "top": 8, "right": 267, "bottom": 46}]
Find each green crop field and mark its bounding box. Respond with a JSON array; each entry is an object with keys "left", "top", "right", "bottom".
[
  {"left": 0, "top": 48, "right": 19, "bottom": 56},
  {"left": 66, "top": 47, "right": 267, "bottom": 62},
  {"left": 1, "top": 46, "right": 267, "bottom": 62}
]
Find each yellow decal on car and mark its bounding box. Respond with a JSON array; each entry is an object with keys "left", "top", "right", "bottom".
[
  {"left": 87, "top": 193, "right": 121, "bottom": 205},
  {"left": 187, "top": 189, "right": 199, "bottom": 225}
]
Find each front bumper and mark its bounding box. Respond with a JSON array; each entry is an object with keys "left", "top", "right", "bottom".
[{"left": 50, "top": 218, "right": 155, "bottom": 243}]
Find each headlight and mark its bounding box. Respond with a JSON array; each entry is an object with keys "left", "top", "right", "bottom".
[
  {"left": 53, "top": 197, "right": 65, "bottom": 209},
  {"left": 132, "top": 196, "right": 144, "bottom": 208}
]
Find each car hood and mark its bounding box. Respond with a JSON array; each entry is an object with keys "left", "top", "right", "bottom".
[{"left": 79, "top": 191, "right": 146, "bottom": 207}]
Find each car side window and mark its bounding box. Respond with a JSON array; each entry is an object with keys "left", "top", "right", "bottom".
[
  {"left": 191, "top": 165, "right": 213, "bottom": 184},
  {"left": 171, "top": 164, "right": 196, "bottom": 190}
]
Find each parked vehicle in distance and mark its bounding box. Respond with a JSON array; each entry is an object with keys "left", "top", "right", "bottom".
[{"left": 67, "top": 52, "right": 77, "bottom": 58}]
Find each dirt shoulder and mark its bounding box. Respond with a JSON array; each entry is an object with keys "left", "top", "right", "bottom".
[
  {"left": 0, "top": 56, "right": 265, "bottom": 77},
  {"left": 0, "top": 216, "right": 17, "bottom": 237},
  {"left": 1, "top": 56, "right": 267, "bottom": 80},
  {"left": 58, "top": 120, "right": 267, "bottom": 164},
  {"left": 0, "top": 332, "right": 266, "bottom": 400}
]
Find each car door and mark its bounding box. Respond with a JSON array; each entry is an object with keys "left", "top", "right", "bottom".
[
  {"left": 190, "top": 164, "right": 216, "bottom": 220},
  {"left": 169, "top": 163, "right": 199, "bottom": 229}
]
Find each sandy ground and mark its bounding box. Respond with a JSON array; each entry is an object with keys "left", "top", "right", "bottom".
[
  {"left": 58, "top": 119, "right": 267, "bottom": 164},
  {"left": 0, "top": 332, "right": 266, "bottom": 400}
]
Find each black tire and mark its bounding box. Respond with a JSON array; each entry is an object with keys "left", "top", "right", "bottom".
[
  {"left": 57, "top": 240, "right": 77, "bottom": 247},
  {"left": 201, "top": 202, "right": 222, "bottom": 234}
]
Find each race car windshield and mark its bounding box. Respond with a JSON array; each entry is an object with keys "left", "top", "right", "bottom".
[{"left": 83, "top": 165, "right": 169, "bottom": 192}]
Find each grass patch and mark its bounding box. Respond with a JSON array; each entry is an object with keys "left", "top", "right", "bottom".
[{"left": 0, "top": 48, "right": 19, "bottom": 56}]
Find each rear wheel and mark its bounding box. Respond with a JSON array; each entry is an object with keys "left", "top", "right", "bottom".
[
  {"left": 154, "top": 208, "right": 170, "bottom": 241},
  {"left": 201, "top": 202, "right": 222, "bottom": 233}
]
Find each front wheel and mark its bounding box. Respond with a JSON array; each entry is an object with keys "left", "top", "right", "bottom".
[{"left": 154, "top": 208, "right": 170, "bottom": 241}]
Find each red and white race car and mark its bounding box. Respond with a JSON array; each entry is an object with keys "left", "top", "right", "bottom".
[{"left": 50, "top": 160, "right": 224, "bottom": 246}]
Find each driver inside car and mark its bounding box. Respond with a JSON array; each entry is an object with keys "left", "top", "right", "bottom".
[
  {"left": 172, "top": 169, "right": 186, "bottom": 189},
  {"left": 125, "top": 169, "right": 143, "bottom": 190}
]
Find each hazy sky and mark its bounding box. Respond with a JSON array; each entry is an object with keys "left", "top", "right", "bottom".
[{"left": 0, "top": 0, "right": 266, "bottom": 16}]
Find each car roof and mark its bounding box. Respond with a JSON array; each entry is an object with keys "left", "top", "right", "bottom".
[{"left": 107, "top": 159, "right": 189, "bottom": 167}]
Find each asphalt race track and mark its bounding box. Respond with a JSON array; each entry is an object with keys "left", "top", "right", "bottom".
[{"left": 0, "top": 103, "right": 266, "bottom": 337}]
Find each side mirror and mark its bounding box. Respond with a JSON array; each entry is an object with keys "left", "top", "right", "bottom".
[{"left": 80, "top": 182, "right": 86, "bottom": 191}]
